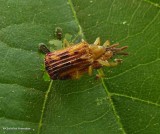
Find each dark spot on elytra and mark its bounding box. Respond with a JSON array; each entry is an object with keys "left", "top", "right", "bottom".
[
  {"left": 45, "top": 66, "right": 50, "bottom": 70},
  {"left": 74, "top": 50, "right": 79, "bottom": 54}
]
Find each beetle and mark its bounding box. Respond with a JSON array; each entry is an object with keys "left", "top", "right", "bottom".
[{"left": 39, "top": 37, "right": 128, "bottom": 80}]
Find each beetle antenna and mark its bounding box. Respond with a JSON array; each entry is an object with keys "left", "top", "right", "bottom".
[{"left": 106, "top": 44, "right": 128, "bottom": 56}]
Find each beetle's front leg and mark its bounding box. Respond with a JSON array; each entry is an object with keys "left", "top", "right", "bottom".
[
  {"left": 94, "top": 37, "right": 100, "bottom": 46},
  {"left": 103, "top": 40, "right": 110, "bottom": 47},
  {"left": 97, "top": 59, "right": 123, "bottom": 67}
]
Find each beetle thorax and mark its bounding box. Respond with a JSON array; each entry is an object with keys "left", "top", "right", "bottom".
[{"left": 89, "top": 45, "right": 106, "bottom": 60}]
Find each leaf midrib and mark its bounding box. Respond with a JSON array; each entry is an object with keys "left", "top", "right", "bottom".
[
  {"left": 143, "top": 0, "right": 160, "bottom": 8},
  {"left": 100, "top": 72, "right": 126, "bottom": 134},
  {"left": 37, "top": 80, "right": 53, "bottom": 134}
]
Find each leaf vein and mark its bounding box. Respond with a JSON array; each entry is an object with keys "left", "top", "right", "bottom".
[
  {"left": 111, "top": 93, "right": 160, "bottom": 107},
  {"left": 108, "top": 58, "right": 160, "bottom": 79}
]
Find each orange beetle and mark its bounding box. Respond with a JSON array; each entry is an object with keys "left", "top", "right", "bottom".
[{"left": 40, "top": 38, "right": 128, "bottom": 80}]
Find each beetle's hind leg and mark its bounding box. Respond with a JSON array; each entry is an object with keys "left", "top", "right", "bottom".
[
  {"left": 63, "top": 39, "right": 71, "bottom": 47},
  {"left": 70, "top": 70, "right": 81, "bottom": 79},
  {"left": 88, "top": 65, "right": 93, "bottom": 76}
]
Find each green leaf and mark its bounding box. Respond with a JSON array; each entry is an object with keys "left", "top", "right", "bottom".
[{"left": 0, "top": 0, "right": 159, "bottom": 134}]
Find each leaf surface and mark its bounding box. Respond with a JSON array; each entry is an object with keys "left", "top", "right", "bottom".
[{"left": 0, "top": 0, "right": 159, "bottom": 134}]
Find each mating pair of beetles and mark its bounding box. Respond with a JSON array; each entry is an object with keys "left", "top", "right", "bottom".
[{"left": 39, "top": 28, "right": 128, "bottom": 80}]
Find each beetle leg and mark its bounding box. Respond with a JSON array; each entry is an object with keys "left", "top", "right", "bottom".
[
  {"left": 88, "top": 65, "right": 93, "bottom": 76},
  {"left": 81, "top": 39, "right": 85, "bottom": 42},
  {"left": 114, "top": 58, "right": 123, "bottom": 63},
  {"left": 108, "top": 59, "right": 123, "bottom": 66},
  {"left": 63, "top": 39, "right": 70, "bottom": 47},
  {"left": 95, "top": 69, "right": 106, "bottom": 79},
  {"left": 95, "top": 73, "right": 106, "bottom": 79},
  {"left": 97, "top": 59, "right": 122, "bottom": 67},
  {"left": 97, "top": 60, "right": 111, "bottom": 66},
  {"left": 94, "top": 37, "right": 100, "bottom": 46},
  {"left": 75, "top": 70, "right": 80, "bottom": 79},
  {"left": 103, "top": 40, "right": 110, "bottom": 47}
]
